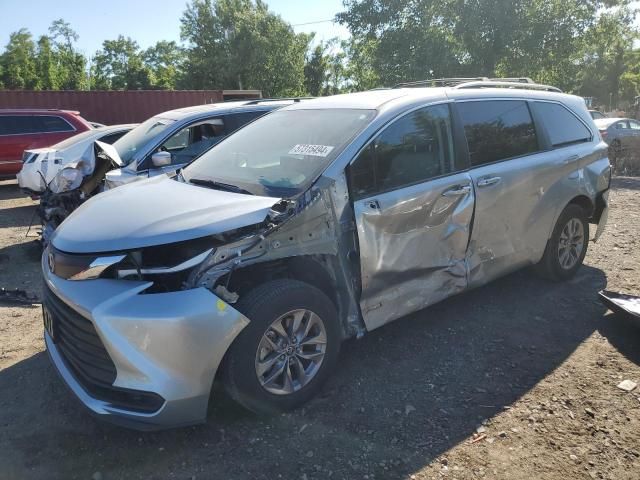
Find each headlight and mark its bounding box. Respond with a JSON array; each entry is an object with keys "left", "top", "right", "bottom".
[
  {"left": 49, "top": 167, "right": 84, "bottom": 194},
  {"left": 22, "top": 152, "right": 38, "bottom": 164}
]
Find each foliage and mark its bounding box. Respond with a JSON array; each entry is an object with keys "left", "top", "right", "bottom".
[
  {"left": 304, "top": 43, "right": 328, "bottom": 96},
  {"left": 0, "top": 2, "right": 639, "bottom": 111},
  {"left": 579, "top": 7, "right": 638, "bottom": 107},
  {"left": 143, "top": 41, "right": 184, "bottom": 90},
  {"left": 35, "top": 35, "right": 57, "bottom": 90},
  {"left": 48, "top": 19, "right": 87, "bottom": 89},
  {"left": 338, "top": 0, "right": 637, "bottom": 97},
  {"left": 91, "top": 36, "right": 152, "bottom": 90},
  {"left": 0, "top": 29, "right": 38, "bottom": 89},
  {"left": 180, "top": 0, "right": 311, "bottom": 96}
]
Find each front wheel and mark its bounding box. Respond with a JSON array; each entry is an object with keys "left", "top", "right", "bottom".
[
  {"left": 535, "top": 204, "right": 589, "bottom": 281},
  {"left": 220, "top": 279, "right": 341, "bottom": 414}
]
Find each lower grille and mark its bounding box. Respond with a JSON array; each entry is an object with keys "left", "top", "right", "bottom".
[
  {"left": 44, "top": 283, "right": 164, "bottom": 413},
  {"left": 44, "top": 283, "right": 117, "bottom": 386}
]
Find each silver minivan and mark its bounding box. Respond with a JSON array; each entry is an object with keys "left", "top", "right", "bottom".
[{"left": 42, "top": 80, "right": 610, "bottom": 429}]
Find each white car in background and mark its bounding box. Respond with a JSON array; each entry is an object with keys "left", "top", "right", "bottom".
[{"left": 17, "top": 124, "right": 136, "bottom": 195}]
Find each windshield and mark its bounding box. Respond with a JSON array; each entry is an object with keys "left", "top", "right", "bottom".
[
  {"left": 112, "top": 116, "right": 175, "bottom": 165},
  {"left": 183, "top": 109, "right": 375, "bottom": 196}
]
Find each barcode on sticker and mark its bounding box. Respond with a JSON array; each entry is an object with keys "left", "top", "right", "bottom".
[{"left": 288, "top": 144, "right": 335, "bottom": 157}]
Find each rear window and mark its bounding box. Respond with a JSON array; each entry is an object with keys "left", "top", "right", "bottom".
[
  {"left": 533, "top": 102, "right": 591, "bottom": 147},
  {"left": 457, "top": 100, "right": 539, "bottom": 166}
]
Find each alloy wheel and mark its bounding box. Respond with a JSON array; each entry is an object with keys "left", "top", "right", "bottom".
[
  {"left": 254, "top": 309, "right": 327, "bottom": 395},
  {"left": 557, "top": 217, "right": 585, "bottom": 270}
]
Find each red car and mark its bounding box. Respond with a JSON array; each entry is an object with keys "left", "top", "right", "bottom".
[{"left": 0, "top": 109, "right": 93, "bottom": 178}]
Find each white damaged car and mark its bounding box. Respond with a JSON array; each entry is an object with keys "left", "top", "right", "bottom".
[{"left": 17, "top": 124, "right": 135, "bottom": 196}]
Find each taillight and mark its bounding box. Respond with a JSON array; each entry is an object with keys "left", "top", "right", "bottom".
[{"left": 599, "top": 130, "right": 607, "bottom": 139}]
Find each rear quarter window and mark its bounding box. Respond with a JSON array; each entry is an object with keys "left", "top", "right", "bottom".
[
  {"left": 38, "top": 115, "right": 75, "bottom": 133},
  {"left": 532, "top": 102, "right": 592, "bottom": 147}
]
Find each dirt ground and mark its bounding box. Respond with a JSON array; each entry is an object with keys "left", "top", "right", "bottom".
[{"left": 1, "top": 177, "right": 639, "bottom": 480}]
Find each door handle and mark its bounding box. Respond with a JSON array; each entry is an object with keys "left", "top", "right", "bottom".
[
  {"left": 477, "top": 176, "right": 501, "bottom": 187},
  {"left": 442, "top": 184, "right": 471, "bottom": 197}
]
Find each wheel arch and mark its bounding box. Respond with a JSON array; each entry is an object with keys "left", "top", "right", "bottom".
[
  {"left": 567, "top": 194, "right": 595, "bottom": 219},
  {"left": 221, "top": 254, "right": 353, "bottom": 339}
]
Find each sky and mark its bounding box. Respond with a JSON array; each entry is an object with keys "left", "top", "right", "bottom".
[{"left": 0, "top": 0, "right": 351, "bottom": 57}]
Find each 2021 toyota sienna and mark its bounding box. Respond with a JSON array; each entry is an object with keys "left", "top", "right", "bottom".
[{"left": 42, "top": 80, "right": 611, "bottom": 430}]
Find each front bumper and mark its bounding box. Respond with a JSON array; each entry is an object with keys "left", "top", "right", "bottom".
[{"left": 42, "top": 251, "right": 249, "bottom": 430}]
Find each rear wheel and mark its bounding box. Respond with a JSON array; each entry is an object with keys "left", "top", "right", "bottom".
[
  {"left": 221, "top": 279, "right": 341, "bottom": 414},
  {"left": 535, "top": 204, "right": 589, "bottom": 281}
]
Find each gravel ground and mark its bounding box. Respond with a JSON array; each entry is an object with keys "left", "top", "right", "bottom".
[{"left": 0, "top": 177, "right": 639, "bottom": 480}]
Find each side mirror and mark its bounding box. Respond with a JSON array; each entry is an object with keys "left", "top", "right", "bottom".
[{"left": 151, "top": 151, "right": 172, "bottom": 167}]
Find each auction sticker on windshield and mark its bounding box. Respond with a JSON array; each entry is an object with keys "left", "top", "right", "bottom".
[{"left": 288, "top": 144, "right": 335, "bottom": 157}]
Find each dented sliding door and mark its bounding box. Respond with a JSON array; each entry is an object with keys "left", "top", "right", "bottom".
[
  {"left": 354, "top": 173, "right": 474, "bottom": 330},
  {"left": 348, "top": 103, "right": 474, "bottom": 331}
]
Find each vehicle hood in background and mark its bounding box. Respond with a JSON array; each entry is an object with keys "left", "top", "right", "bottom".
[{"left": 51, "top": 175, "right": 281, "bottom": 253}]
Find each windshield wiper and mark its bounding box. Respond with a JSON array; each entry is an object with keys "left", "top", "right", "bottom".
[{"left": 188, "top": 177, "right": 253, "bottom": 195}]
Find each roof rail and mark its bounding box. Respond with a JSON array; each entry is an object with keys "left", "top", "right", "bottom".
[
  {"left": 242, "top": 97, "right": 315, "bottom": 105},
  {"left": 394, "top": 78, "right": 489, "bottom": 88},
  {"left": 453, "top": 80, "right": 562, "bottom": 93},
  {"left": 394, "top": 76, "right": 561, "bottom": 92}
]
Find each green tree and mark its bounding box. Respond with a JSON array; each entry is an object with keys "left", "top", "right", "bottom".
[
  {"left": 92, "top": 36, "right": 152, "bottom": 90},
  {"left": 180, "top": 0, "right": 311, "bottom": 96},
  {"left": 48, "top": 19, "right": 87, "bottom": 89},
  {"left": 338, "top": 0, "right": 633, "bottom": 89},
  {"left": 35, "top": 35, "right": 58, "bottom": 90},
  {"left": 304, "top": 43, "right": 328, "bottom": 96},
  {"left": 323, "top": 39, "right": 348, "bottom": 95},
  {"left": 342, "top": 37, "right": 379, "bottom": 91},
  {"left": 143, "top": 40, "right": 184, "bottom": 89},
  {"left": 337, "top": 0, "right": 463, "bottom": 85},
  {"left": 579, "top": 7, "right": 637, "bottom": 108},
  {"left": 0, "top": 29, "right": 38, "bottom": 89}
]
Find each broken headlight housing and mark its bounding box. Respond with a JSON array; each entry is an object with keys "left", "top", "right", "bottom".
[{"left": 49, "top": 167, "right": 84, "bottom": 194}]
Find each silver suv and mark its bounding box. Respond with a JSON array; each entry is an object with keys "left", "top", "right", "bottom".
[{"left": 42, "top": 80, "right": 611, "bottom": 430}]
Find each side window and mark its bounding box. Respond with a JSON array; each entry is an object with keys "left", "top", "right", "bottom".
[
  {"left": 349, "top": 104, "right": 456, "bottom": 199},
  {"left": 145, "top": 118, "right": 227, "bottom": 169},
  {"left": 225, "top": 111, "right": 268, "bottom": 132},
  {"left": 0, "top": 115, "right": 40, "bottom": 135},
  {"left": 615, "top": 121, "right": 629, "bottom": 130},
  {"left": 162, "top": 128, "right": 190, "bottom": 150},
  {"left": 38, "top": 115, "right": 74, "bottom": 133},
  {"left": 458, "top": 100, "right": 538, "bottom": 166},
  {"left": 532, "top": 102, "right": 592, "bottom": 148},
  {"left": 629, "top": 120, "right": 640, "bottom": 130}
]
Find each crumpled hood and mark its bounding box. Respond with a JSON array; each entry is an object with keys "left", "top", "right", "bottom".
[{"left": 51, "top": 175, "right": 281, "bottom": 253}]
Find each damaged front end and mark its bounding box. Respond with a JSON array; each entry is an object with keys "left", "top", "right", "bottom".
[
  {"left": 38, "top": 141, "right": 123, "bottom": 245},
  {"left": 43, "top": 178, "right": 364, "bottom": 429}
]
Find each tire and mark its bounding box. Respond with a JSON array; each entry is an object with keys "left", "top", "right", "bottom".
[
  {"left": 220, "top": 279, "right": 341, "bottom": 414},
  {"left": 535, "top": 204, "right": 589, "bottom": 281}
]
